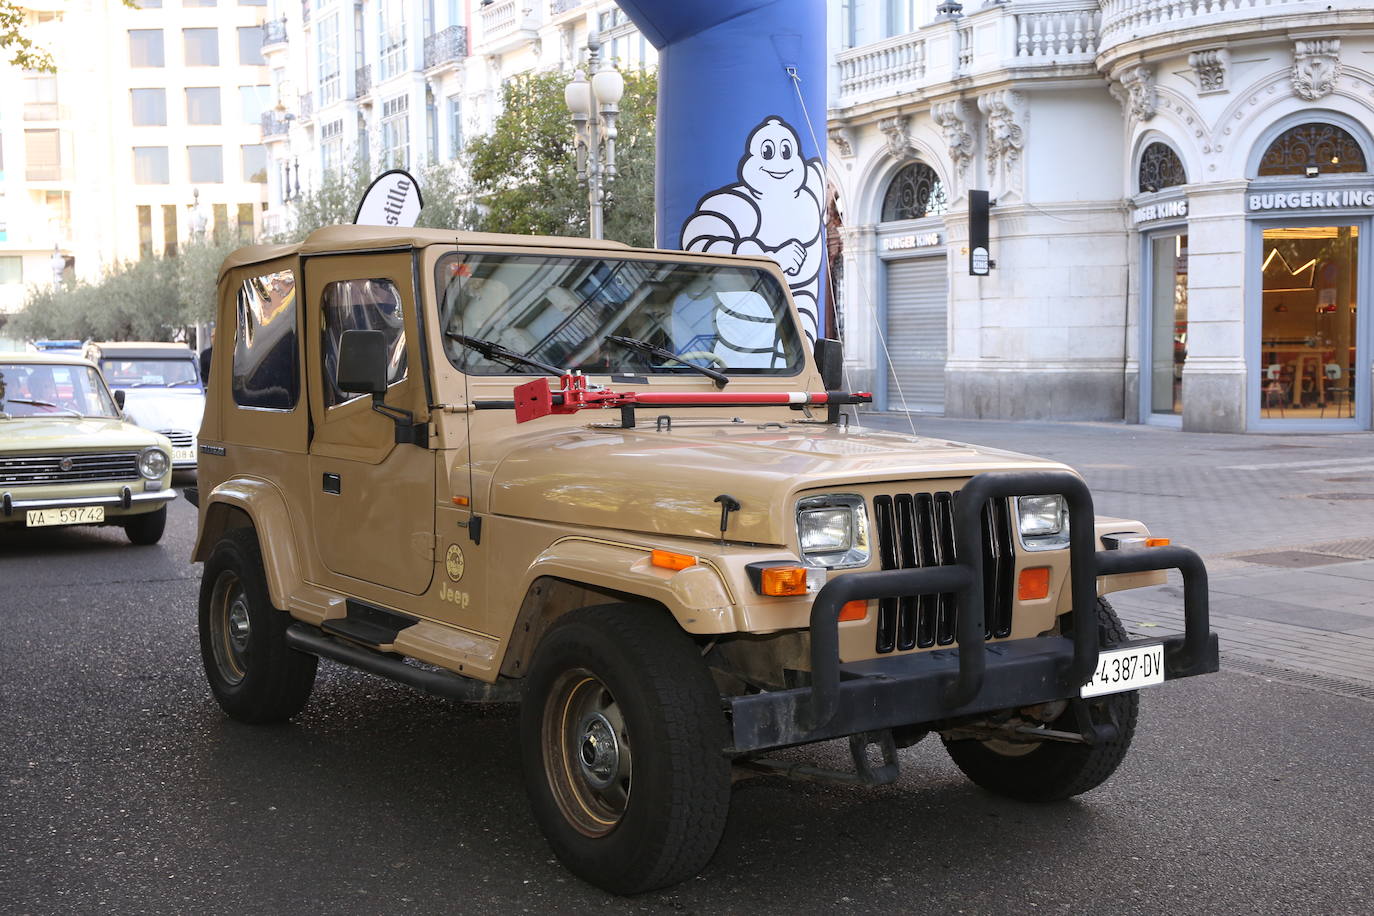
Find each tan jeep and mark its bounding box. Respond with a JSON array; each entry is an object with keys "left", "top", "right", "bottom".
[{"left": 191, "top": 226, "right": 1218, "bottom": 894}]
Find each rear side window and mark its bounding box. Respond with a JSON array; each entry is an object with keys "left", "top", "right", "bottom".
[
  {"left": 233, "top": 268, "right": 299, "bottom": 410},
  {"left": 320, "top": 278, "right": 407, "bottom": 408}
]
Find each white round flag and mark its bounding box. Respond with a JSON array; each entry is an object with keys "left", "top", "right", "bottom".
[{"left": 354, "top": 169, "right": 424, "bottom": 228}]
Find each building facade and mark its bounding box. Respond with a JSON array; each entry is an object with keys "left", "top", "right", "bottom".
[
  {"left": 0, "top": 0, "right": 272, "bottom": 316},
  {"left": 257, "top": 0, "right": 650, "bottom": 238},
  {"left": 828, "top": 0, "right": 1374, "bottom": 432}
]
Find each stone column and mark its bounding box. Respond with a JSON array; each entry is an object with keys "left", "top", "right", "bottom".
[{"left": 1180, "top": 180, "right": 1248, "bottom": 433}]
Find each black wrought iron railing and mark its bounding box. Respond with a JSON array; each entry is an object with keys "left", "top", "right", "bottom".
[{"left": 423, "top": 25, "right": 468, "bottom": 69}]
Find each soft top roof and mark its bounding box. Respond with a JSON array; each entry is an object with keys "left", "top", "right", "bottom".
[
  {"left": 217, "top": 224, "right": 778, "bottom": 281},
  {"left": 0, "top": 351, "right": 99, "bottom": 369},
  {"left": 219, "top": 225, "right": 639, "bottom": 280},
  {"left": 87, "top": 342, "right": 196, "bottom": 360}
]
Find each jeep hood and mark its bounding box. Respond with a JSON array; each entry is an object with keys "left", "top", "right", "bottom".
[
  {"left": 488, "top": 423, "right": 1070, "bottom": 546},
  {"left": 118, "top": 389, "right": 205, "bottom": 435},
  {"left": 0, "top": 416, "right": 167, "bottom": 452}
]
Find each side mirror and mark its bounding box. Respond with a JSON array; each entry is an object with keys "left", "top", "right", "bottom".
[
  {"left": 814, "top": 337, "right": 844, "bottom": 391},
  {"left": 337, "top": 329, "right": 389, "bottom": 397},
  {"left": 113, "top": 389, "right": 126, "bottom": 410}
]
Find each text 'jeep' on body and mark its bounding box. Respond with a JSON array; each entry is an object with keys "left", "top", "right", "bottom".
[{"left": 191, "top": 226, "right": 1219, "bottom": 894}]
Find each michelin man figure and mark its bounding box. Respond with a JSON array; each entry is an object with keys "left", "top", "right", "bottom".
[{"left": 680, "top": 116, "right": 825, "bottom": 343}]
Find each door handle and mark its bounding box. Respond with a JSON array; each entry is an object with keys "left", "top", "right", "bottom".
[{"left": 323, "top": 473, "right": 341, "bottom": 495}]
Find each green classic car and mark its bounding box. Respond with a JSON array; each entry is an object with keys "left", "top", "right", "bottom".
[{"left": 1, "top": 353, "right": 177, "bottom": 544}]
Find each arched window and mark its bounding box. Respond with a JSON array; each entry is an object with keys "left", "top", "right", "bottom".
[
  {"left": 1257, "top": 123, "right": 1367, "bottom": 176},
  {"left": 1138, "top": 142, "right": 1187, "bottom": 193},
  {"left": 881, "top": 162, "right": 947, "bottom": 221}
]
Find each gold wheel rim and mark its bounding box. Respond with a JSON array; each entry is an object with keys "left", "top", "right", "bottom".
[{"left": 540, "top": 669, "right": 632, "bottom": 837}]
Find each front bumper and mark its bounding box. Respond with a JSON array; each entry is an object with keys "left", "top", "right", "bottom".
[
  {"left": 726, "top": 470, "right": 1220, "bottom": 754},
  {"left": 1, "top": 486, "right": 178, "bottom": 519}
]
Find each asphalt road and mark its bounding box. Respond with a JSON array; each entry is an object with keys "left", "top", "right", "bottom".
[{"left": 4, "top": 501, "right": 1374, "bottom": 915}]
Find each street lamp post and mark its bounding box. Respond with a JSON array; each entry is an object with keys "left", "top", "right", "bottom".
[{"left": 564, "top": 36, "right": 624, "bottom": 240}]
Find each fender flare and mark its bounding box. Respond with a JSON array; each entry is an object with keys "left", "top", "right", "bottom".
[
  {"left": 193, "top": 476, "right": 301, "bottom": 611},
  {"left": 518, "top": 537, "right": 739, "bottom": 635}
]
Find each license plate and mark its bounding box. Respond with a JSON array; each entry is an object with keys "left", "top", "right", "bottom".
[
  {"left": 1081, "top": 643, "right": 1165, "bottom": 698},
  {"left": 26, "top": 506, "right": 105, "bottom": 527},
  {"left": 172, "top": 447, "right": 196, "bottom": 463}
]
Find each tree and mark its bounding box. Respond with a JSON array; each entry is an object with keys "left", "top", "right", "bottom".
[{"left": 465, "top": 68, "right": 657, "bottom": 246}]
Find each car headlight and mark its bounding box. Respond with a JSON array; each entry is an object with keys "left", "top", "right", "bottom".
[
  {"left": 1017, "top": 494, "right": 1070, "bottom": 550},
  {"left": 796, "top": 494, "right": 870, "bottom": 569},
  {"left": 138, "top": 446, "right": 170, "bottom": 481}
]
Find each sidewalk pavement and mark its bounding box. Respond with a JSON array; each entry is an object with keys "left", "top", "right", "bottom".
[{"left": 858, "top": 412, "right": 1374, "bottom": 690}]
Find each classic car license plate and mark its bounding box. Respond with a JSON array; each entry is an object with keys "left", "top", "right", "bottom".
[
  {"left": 172, "top": 447, "right": 196, "bottom": 463},
  {"left": 1081, "top": 643, "right": 1165, "bottom": 698},
  {"left": 26, "top": 506, "right": 105, "bottom": 527}
]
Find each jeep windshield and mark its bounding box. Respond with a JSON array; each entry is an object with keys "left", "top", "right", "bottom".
[
  {"left": 100, "top": 358, "right": 201, "bottom": 389},
  {"left": 0, "top": 362, "right": 120, "bottom": 419},
  {"left": 436, "top": 253, "right": 804, "bottom": 377}
]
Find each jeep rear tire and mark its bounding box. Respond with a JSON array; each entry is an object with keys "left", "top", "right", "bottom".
[
  {"left": 520, "top": 604, "right": 731, "bottom": 895},
  {"left": 198, "top": 528, "right": 317, "bottom": 724},
  {"left": 941, "top": 597, "right": 1139, "bottom": 802},
  {"left": 122, "top": 506, "right": 166, "bottom": 545}
]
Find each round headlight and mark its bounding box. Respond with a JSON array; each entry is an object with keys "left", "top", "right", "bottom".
[
  {"left": 796, "top": 494, "right": 870, "bottom": 569},
  {"left": 139, "top": 446, "right": 170, "bottom": 480}
]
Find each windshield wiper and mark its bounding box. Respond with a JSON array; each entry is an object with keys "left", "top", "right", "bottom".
[
  {"left": 445, "top": 333, "right": 564, "bottom": 376},
  {"left": 4, "top": 398, "right": 82, "bottom": 417},
  {"left": 606, "top": 336, "right": 729, "bottom": 389}
]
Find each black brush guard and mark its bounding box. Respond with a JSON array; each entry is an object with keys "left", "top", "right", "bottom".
[{"left": 727, "top": 470, "right": 1219, "bottom": 753}]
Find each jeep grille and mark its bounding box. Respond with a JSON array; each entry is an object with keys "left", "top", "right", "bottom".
[
  {"left": 870, "top": 491, "right": 1015, "bottom": 652},
  {"left": 0, "top": 452, "right": 141, "bottom": 485}
]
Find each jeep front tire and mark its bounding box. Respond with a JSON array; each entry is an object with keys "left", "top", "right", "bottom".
[
  {"left": 198, "top": 528, "right": 317, "bottom": 724},
  {"left": 520, "top": 603, "right": 731, "bottom": 895}
]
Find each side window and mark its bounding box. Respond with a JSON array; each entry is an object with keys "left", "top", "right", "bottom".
[
  {"left": 320, "top": 278, "right": 407, "bottom": 408},
  {"left": 233, "top": 268, "right": 299, "bottom": 410}
]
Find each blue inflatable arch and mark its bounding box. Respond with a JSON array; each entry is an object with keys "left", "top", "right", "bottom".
[{"left": 614, "top": 0, "right": 828, "bottom": 341}]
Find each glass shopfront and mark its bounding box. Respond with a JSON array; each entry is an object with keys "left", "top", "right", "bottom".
[
  {"left": 1147, "top": 232, "right": 1188, "bottom": 417},
  {"left": 1257, "top": 225, "right": 1360, "bottom": 421}
]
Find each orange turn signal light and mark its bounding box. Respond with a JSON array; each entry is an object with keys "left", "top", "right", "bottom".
[
  {"left": 838, "top": 600, "right": 868, "bottom": 622},
  {"left": 1018, "top": 566, "right": 1051, "bottom": 601},
  {"left": 759, "top": 566, "right": 808, "bottom": 597},
  {"left": 650, "top": 549, "right": 697, "bottom": 571},
  {"left": 1146, "top": 537, "right": 1170, "bottom": 547},
  {"left": 452, "top": 495, "right": 470, "bottom": 506}
]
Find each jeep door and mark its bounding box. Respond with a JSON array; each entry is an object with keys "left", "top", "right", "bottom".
[{"left": 304, "top": 251, "right": 436, "bottom": 596}]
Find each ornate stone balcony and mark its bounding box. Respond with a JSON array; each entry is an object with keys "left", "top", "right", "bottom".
[
  {"left": 355, "top": 65, "right": 373, "bottom": 101},
  {"left": 1096, "top": 0, "right": 1372, "bottom": 71},
  {"left": 424, "top": 25, "right": 469, "bottom": 72},
  {"left": 260, "top": 111, "right": 290, "bottom": 140},
  {"left": 475, "top": 0, "right": 541, "bottom": 55},
  {"left": 836, "top": 2, "right": 1101, "bottom": 108}
]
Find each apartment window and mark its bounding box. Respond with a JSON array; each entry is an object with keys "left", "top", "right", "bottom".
[
  {"left": 239, "top": 85, "right": 270, "bottom": 125},
  {"left": 162, "top": 204, "right": 178, "bottom": 256},
  {"left": 884, "top": 0, "right": 915, "bottom": 38},
  {"left": 25, "top": 129, "right": 61, "bottom": 180},
  {"left": 131, "top": 88, "right": 167, "bottom": 126},
  {"left": 134, "top": 0, "right": 162, "bottom": 7},
  {"left": 0, "top": 257, "right": 22, "bottom": 285},
  {"left": 237, "top": 203, "right": 255, "bottom": 238},
  {"left": 186, "top": 87, "right": 222, "bottom": 125},
  {"left": 211, "top": 203, "right": 228, "bottom": 235},
  {"left": 185, "top": 0, "right": 217, "bottom": 6},
  {"left": 321, "top": 118, "right": 343, "bottom": 174},
  {"left": 447, "top": 96, "right": 462, "bottom": 158},
  {"left": 238, "top": 26, "right": 266, "bottom": 66},
  {"left": 129, "top": 30, "right": 165, "bottom": 67},
  {"left": 134, "top": 146, "right": 169, "bottom": 184},
  {"left": 44, "top": 190, "right": 72, "bottom": 239},
  {"left": 188, "top": 145, "right": 224, "bottom": 183},
  {"left": 241, "top": 144, "right": 266, "bottom": 183},
  {"left": 239, "top": 0, "right": 266, "bottom": 6},
  {"left": 184, "top": 28, "right": 219, "bottom": 66},
  {"left": 380, "top": 94, "right": 409, "bottom": 170},
  {"left": 317, "top": 14, "right": 341, "bottom": 105},
  {"left": 377, "top": 0, "right": 407, "bottom": 81},
  {"left": 426, "top": 93, "right": 437, "bottom": 163},
  {"left": 23, "top": 75, "right": 59, "bottom": 121},
  {"left": 137, "top": 206, "right": 153, "bottom": 256}
]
